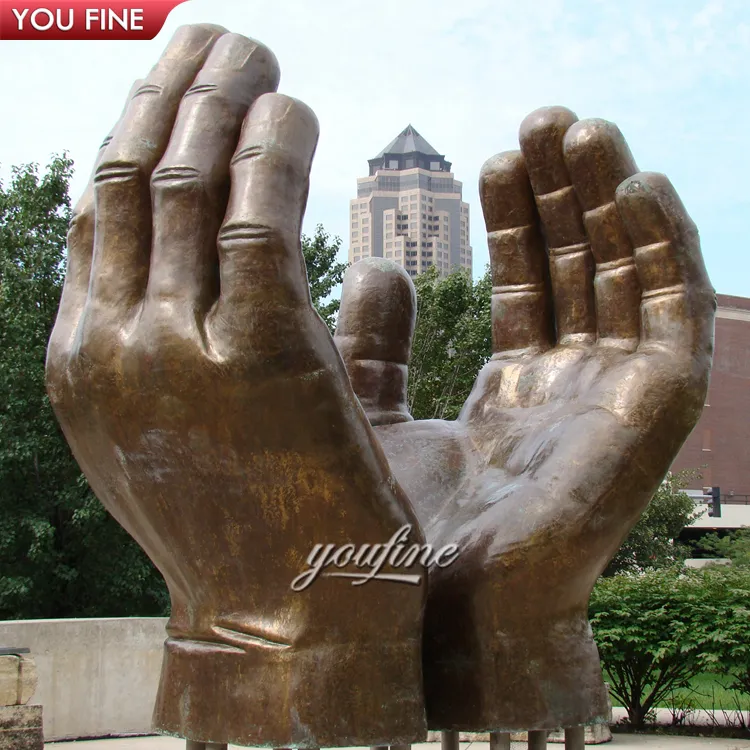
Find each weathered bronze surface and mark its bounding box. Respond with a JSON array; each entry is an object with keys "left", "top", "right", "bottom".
[
  {"left": 45, "top": 25, "right": 426, "bottom": 748},
  {"left": 46, "top": 23, "right": 715, "bottom": 748},
  {"left": 350, "top": 108, "right": 715, "bottom": 732}
]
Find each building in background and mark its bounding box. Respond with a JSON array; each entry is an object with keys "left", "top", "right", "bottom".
[
  {"left": 672, "top": 294, "right": 750, "bottom": 536},
  {"left": 348, "top": 125, "right": 472, "bottom": 277}
]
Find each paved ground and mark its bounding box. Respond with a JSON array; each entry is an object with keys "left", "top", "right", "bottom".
[{"left": 46, "top": 738, "right": 750, "bottom": 749}]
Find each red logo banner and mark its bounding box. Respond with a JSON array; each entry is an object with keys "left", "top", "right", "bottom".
[{"left": 0, "top": 0, "right": 188, "bottom": 40}]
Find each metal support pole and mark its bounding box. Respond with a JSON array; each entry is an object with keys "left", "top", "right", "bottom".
[
  {"left": 489, "top": 731, "right": 511, "bottom": 750},
  {"left": 528, "top": 730, "right": 547, "bottom": 749},
  {"left": 564, "top": 726, "right": 585, "bottom": 749},
  {"left": 442, "top": 729, "right": 460, "bottom": 750},
  {"left": 391, "top": 745, "right": 411, "bottom": 750}
]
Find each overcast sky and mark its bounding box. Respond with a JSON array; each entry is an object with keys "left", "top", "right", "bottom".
[{"left": 1, "top": 0, "right": 748, "bottom": 296}]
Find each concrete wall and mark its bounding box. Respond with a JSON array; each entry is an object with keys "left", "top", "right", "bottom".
[{"left": 0, "top": 617, "right": 166, "bottom": 741}]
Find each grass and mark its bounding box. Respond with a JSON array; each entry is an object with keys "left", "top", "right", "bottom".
[
  {"left": 609, "top": 673, "right": 750, "bottom": 712},
  {"left": 679, "top": 674, "right": 750, "bottom": 711}
]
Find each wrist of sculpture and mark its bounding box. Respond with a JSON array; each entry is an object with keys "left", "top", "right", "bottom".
[
  {"left": 152, "top": 629, "right": 426, "bottom": 747},
  {"left": 423, "top": 607, "right": 610, "bottom": 733}
]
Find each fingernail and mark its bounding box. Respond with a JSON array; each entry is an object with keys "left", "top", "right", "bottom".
[{"left": 563, "top": 119, "right": 638, "bottom": 210}]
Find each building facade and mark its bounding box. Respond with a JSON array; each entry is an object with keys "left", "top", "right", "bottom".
[
  {"left": 348, "top": 125, "right": 472, "bottom": 277},
  {"left": 671, "top": 294, "right": 750, "bottom": 531}
]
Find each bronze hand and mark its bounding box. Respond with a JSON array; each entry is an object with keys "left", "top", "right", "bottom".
[
  {"left": 46, "top": 26, "right": 426, "bottom": 748},
  {"left": 337, "top": 107, "right": 715, "bottom": 732}
]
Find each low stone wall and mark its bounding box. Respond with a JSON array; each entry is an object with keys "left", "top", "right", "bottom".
[
  {"left": 0, "top": 617, "right": 614, "bottom": 744},
  {"left": 0, "top": 618, "right": 167, "bottom": 741}
]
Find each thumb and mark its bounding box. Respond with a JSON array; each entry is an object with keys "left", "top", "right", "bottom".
[{"left": 334, "top": 258, "right": 416, "bottom": 426}]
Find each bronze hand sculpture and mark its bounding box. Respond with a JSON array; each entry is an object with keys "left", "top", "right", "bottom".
[
  {"left": 46, "top": 23, "right": 715, "bottom": 749},
  {"left": 45, "top": 25, "right": 426, "bottom": 748},
  {"left": 336, "top": 108, "right": 715, "bottom": 734}
]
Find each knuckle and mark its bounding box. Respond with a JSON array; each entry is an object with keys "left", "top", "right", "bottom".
[
  {"left": 183, "top": 81, "right": 219, "bottom": 98},
  {"left": 94, "top": 159, "right": 141, "bottom": 185},
  {"left": 150, "top": 165, "right": 205, "bottom": 189},
  {"left": 132, "top": 82, "right": 163, "bottom": 98},
  {"left": 98, "top": 134, "right": 114, "bottom": 153},
  {"left": 218, "top": 221, "right": 282, "bottom": 246}
]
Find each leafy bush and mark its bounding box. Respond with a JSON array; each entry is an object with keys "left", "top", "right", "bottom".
[
  {"left": 701, "top": 566, "right": 750, "bottom": 704},
  {"left": 701, "top": 528, "right": 750, "bottom": 568},
  {"left": 590, "top": 565, "right": 750, "bottom": 728}
]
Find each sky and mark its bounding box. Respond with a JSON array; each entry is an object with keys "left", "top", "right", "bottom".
[{"left": 0, "top": 0, "right": 748, "bottom": 297}]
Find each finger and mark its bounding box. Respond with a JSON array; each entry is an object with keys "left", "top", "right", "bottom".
[
  {"left": 50, "top": 78, "right": 144, "bottom": 350},
  {"left": 563, "top": 119, "right": 641, "bottom": 349},
  {"left": 211, "top": 93, "right": 319, "bottom": 344},
  {"left": 479, "top": 150, "right": 554, "bottom": 358},
  {"left": 147, "top": 34, "right": 280, "bottom": 314},
  {"left": 90, "top": 24, "right": 227, "bottom": 315},
  {"left": 519, "top": 107, "right": 596, "bottom": 345},
  {"left": 334, "top": 259, "right": 416, "bottom": 426},
  {"left": 615, "top": 172, "right": 715, "bottom": 356}
]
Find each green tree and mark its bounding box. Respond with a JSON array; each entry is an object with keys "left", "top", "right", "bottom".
[
  {"left": 301, "top": 224, "right": 348, "bottom": 330},
  {"left": 0, "top": 156, "right": 168, "bottom": 619},
  {"left": 590, "top": 565, "right": 749, "bottom": 727},
  {"left": 408, "top": 267, "right": 492, "bottom": 421},
  {"left": 708, "top": 564, "right": 750, "bottom": 703},
  {"left": 701, "top": 528, "right": 750, "bottom": 567},
  {"left": 603, "top": 470, "right": 700, "bottom": 576}
]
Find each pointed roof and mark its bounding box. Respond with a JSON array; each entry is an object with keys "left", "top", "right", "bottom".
[{"left": 375, "top": 125, "right": 441, "bottom": 158}]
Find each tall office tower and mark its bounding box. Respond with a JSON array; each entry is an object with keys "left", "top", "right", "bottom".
[{"left": 348, "top": 125, "right": 472, "bottom": 278}]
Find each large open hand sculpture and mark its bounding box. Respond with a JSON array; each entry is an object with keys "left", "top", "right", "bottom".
[
  {"left": 341, "top": 105, "right": 715, "bottom": 735},
  {"left": 46, "top": 23, "right": 715, "bottom": 750},
  {"left": 45, "top": 25, "right": 426, "bottom": 748}
]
